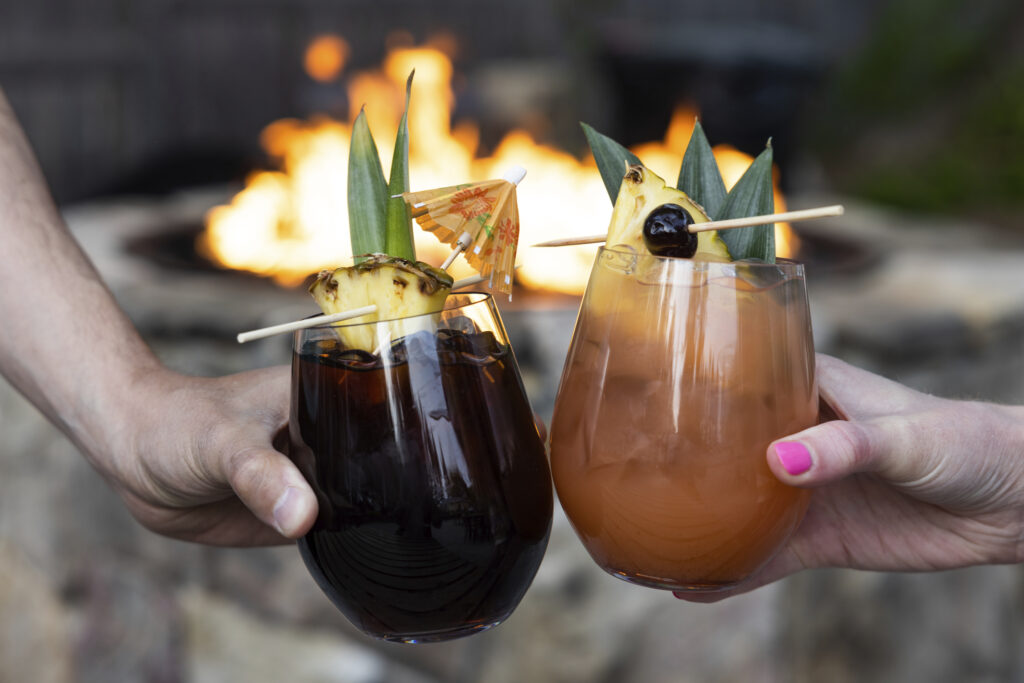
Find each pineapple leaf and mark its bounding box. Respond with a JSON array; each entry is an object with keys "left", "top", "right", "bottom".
[
  {"left": 348, "top": 107, "right": 388, "bottom": 262},
  {"left": 384, "top": 71, "right": 415, "bottom": 261},
  {"left": 581, "top": 122, "right": 643, "bottom": 204},
  {"left": 717, "top": 143, "right": 775, "bottom": 263},
  {"left": 677, "top": 120, "right": 727, "bottom": 219}
]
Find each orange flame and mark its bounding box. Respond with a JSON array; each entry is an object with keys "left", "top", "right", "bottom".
[
  {"left": 201, "top": 41, "right": 796, "bottom": 294},
  {"left": 304, "top": 35, "right": 349, "bottom": 83}
]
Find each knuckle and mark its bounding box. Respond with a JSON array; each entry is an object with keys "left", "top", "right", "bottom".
[
  {"left": 829, "top": 421, "right": 875, "bottom": 472},
  {"left": 227, "top": 446, "right": 272, "bottom": 493}
]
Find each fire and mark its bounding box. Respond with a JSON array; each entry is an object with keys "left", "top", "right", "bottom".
[
  {"left": 304, "top": 36, "right": 349, "bottom": 83},
  {"left": 201, "top": 38, "right": 796, "bottom": 294}
]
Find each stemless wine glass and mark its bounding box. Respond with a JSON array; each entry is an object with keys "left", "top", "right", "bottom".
[
  {"left": 289, "top": 293, "right": 553, "bottom": 642},
  {"left": 549, "top": 247, "right": 817, "bottom": 593}
]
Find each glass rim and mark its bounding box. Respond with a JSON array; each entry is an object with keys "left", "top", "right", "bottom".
[
  {"left": 598, "top": 244, "right": 805, "bottom": 273},
  {"left": 304, "top": 290, "right": 493, "bottom": 331}
]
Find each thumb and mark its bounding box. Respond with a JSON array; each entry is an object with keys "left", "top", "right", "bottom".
[
  {"left": 225, "top": 447, "right": 318, "bottom": 538},
  {"left": 814, "top": 353, "right": 936, "bottom": 420},
  {"left": 767, "top": 355, "right": 940, "bottom": 489},
  {"left": 767, "top": 417, "right": 914, "bottom": 487}
]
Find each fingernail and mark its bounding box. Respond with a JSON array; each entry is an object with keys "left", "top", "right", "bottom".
[
  {"left": 775, "top": 442, "right": 812, "bottom": 476},
  {"left": 272, "top": 486, "right": 306, "bottom": 536}
]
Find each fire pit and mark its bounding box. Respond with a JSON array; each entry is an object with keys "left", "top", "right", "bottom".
[
  {"left": 91, "top": 38, "right": 868, "bottom": 413},
  {"left": 73, "top": 177, "right": 880, "bottom": 425},
  {"left": 124, "top": 214, "right": 878, "bottom": 285},
  {"left": 196, "top": 42, "right": 808, "bottom": 297}
]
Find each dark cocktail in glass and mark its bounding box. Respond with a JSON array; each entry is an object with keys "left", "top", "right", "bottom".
[{"left": 289, "top": 293, "right": 552, "bottom": 642}]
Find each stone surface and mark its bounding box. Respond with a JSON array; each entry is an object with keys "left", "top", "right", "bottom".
[
  {"left": 778, "top": 566, "right": 1024, "bottom": 683},
  {"left": 180, "top": 587, "right": 431, "bottom": 683},
  {"left": 0, "top": 541, "right": 72, "bottom": 683},
  {"left": 802, "top": 197, "right": 1024, "bottom": 403}
]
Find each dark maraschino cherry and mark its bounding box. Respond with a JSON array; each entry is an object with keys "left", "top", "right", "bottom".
[{"left": 642, "top": 203, "right": 698, "bottom": 258}]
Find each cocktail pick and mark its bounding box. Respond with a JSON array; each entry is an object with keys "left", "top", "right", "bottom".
[
  {"left": 530, "top": 205, "right": 845, "bottom": 248},
  {"left": 236, "top": 270, "right": 518, "bottom": 344},
  {"left": 402, "top": 166, "right": 526, "bottom": 297}
]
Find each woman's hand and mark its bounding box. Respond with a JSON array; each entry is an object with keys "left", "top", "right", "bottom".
[{"left": 678, "top": 354, "right": 1024, "bottom": 602}]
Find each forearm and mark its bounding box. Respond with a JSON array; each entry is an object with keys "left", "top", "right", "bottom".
[{"left": 0, "top": 90, "right": 164, "bottom": 474}]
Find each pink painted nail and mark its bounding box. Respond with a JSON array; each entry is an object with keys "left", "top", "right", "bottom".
[{"left": 775, "top": 442, "right": 812, "bottom": 475}]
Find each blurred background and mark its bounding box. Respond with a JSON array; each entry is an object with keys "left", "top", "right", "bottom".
[{"left": 2, "top": 0, "right": 1023, "bottom": 681}]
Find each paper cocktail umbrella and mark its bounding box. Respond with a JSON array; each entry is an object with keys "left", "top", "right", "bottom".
[{"left": 402, "top": 166, "right": 526, "bottom": 298}]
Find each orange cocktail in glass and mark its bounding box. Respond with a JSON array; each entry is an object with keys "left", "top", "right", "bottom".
[{"left": 550, "top": 247, "right": 817, "bottom": 592}]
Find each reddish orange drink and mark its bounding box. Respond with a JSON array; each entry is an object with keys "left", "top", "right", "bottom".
[{"left": 550, "top": 248, "right": 817, "bottom": 592}]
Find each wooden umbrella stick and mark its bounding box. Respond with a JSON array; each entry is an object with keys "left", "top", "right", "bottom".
[
  {"left": 439, "top": 165, "right": 528, "bottom": 272},
  {"left": 451, "top": 270, "right": 515, "bottom": 289},
  {"left": 441, "top": 231, "right": 474, "bottom": 270},
  {"left": 532, "top": 205, "right": 845, "bottom": 248}
]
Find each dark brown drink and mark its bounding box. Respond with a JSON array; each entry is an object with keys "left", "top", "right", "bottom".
[{"left": 289, "top": 326, "right": 552, "bottom": 642}]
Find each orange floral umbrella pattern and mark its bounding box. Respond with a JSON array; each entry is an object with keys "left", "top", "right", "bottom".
[{"left": 401, "top": 167, "right": 525, "bottom": 298}]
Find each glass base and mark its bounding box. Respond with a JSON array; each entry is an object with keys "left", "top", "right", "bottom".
[
  {"left": 379, "top": 619, "right": 504, "bottom": 644},
  {"left": 608, "top": 568, "right": 741, "bottom": 594}
]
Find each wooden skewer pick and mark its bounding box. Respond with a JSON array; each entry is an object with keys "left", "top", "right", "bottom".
[
  {"left": 236, "top": 305, "right": 378, "bottom": 344},
  {"left": 531, "top": 205, "right": 845, "bottom": 248},
  {"left": 235, "top": 271, "right": 510, "bottom": 344},
  {"left": 690, "top": 205, "right": 845, "bottom": 232}
]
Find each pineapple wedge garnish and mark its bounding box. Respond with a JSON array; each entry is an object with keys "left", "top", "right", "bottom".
[
  {"left": 309, "top": 255, "right": 453, "bottom": 352},
  {"left": 607, "top": 165, "right": 731, "bottom": 261}
]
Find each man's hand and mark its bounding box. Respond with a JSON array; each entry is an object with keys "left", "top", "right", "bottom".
[{"left": 107, "top": 365, "right": 318, "bottom": 546}]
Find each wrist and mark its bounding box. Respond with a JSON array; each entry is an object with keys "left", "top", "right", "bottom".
[
  {"left": 968, "top": 402, "right": 1024, "bottom": 565},
  {"left": 1002, "top": 405, "right": 1024, "bottom": 564},
  {"left": 76, "top": 356, "right": 179, "bottom": 485}
]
